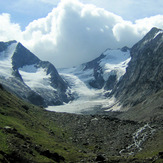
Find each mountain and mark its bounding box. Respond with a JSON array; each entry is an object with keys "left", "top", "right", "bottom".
[
  {"left": 54, "top": 27, "right": 163, "bottom": 119},
  {"left": 0, "top": 28, "right": 163, "bottom": 162},
  {"left": 82, "top": 46, "right": 131, "bottom": 90},
  {"left": 48, "top": 47, "right": 131, "bottom": 114},
  {"left": 0, "top": 40, "right": 72, "bottom": 107},
  {"left": 108, "top": 27, "right": 163, "bottom": 121},
  {"left": 59, "top": 46, "right": 130, "bottom": 91}
]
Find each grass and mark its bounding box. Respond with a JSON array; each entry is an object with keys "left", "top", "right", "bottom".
[{"left": 0, "top": 87, "right": 89, "bottom": 162}]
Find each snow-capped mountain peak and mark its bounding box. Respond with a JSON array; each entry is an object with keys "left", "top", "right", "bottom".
[
  {"left": 99, "top": 48, "right": 130, "bottom": 82},
  {"left": 0, "top": 41, "right": 72, "bottom": 106}
]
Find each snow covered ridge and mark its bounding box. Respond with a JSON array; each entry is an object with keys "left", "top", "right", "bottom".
[
  {"left": 0, "top": 42, "right": 54, "bottom": 91},
  {"left": 0, "top": 40, "right": 131, "bottom": 113},
  {"left": 0, "top": 40, "right": 72, "bottom": 106},
  {"left": 82, "top": 47, "right": 131, "bottom": 90},
  {"left": 99, "top": 48, "right": 131, "bottom": 82},
  {"left": 58, "top": 47, "right": 131, "bottom": 90}
]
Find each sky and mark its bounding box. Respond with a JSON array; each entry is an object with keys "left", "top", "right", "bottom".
[{"left": 0, "top": 0, "right": 163, "bottom": 68}]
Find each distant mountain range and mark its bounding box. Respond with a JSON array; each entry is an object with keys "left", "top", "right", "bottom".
[{"left": 0, "top": 27, "right": 163, "bottom": 120}]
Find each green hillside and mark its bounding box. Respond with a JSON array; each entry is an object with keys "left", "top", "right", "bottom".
[
  {"left": 0, "top": 84, "right": 163, "bottom": 163},
  {"left": 0, "top": 84, "right": 90, "bottom": 162}
]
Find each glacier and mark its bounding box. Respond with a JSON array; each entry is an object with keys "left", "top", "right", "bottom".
[
  {"left": 19, "top": 64, "right": 56, "bottom": 91},
  {"left": 46, "top": 48, "right": 131, "bottom": 114}
]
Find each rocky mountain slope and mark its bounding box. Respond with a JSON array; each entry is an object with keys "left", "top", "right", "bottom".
[
  {"left": 0, "top": 41, "right": 73, "bottom": 107},
  {"left": 46, "top": 27, "right": 163, "bottom": 117},
  {"left": 108, "top": 27, "right": 163, "bottom": 121}
]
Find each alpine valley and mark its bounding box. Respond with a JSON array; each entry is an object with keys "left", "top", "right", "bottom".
[{"left": 0, "top": 27, "right": 163, "bottom": 162}]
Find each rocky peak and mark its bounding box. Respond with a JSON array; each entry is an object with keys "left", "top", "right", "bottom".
[
  {"left": 121, "top": 46, "right": 130, "bottom": 52},
  {"left": 131, "top": 27, "right": 163, "bottom": 57},
  {"left": 111, "top": 27, "right": 163, "bottom": 107},
  {"left": 12, "top": 42, "right": 40, "bottom": 70},
  {"left": 0, "top": 40, "right": 73, "bottom": 106}
]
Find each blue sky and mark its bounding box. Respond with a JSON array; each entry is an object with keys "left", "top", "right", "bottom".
[
  {"left": 0, "top": 0, "right": 163, "bottom": 67},
  {"left": 0, "top": 0, "right": 55, "bottom": 29}
]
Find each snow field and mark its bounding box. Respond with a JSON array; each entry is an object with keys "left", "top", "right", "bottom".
[
  {"left": 19, "top": 65, "right": 56, "bottom": 91},
  {"left": 0, "top": 42, "right": 18, "bottom": 78}
]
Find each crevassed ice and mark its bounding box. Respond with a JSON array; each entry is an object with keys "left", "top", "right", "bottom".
[{"left": 46, "top": 49, "right": 131, "bottom": 114}]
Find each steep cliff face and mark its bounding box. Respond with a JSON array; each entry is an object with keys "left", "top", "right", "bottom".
[
  {"left": 111, "top": 27, "right": 163, "bottom": 108},
  {"left": 0, "top": 41, "right": 72, "bottom": 106}
]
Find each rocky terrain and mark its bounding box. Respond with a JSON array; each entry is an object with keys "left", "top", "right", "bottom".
[
  {"left": 112, "top": 27, "right": 163, "bottom": 106},
  {"left": 0, "top": 84, "right": 163, "bottom": 162},
  {"left": 107, "top": 27, "right": 163, "bottom": 122}
]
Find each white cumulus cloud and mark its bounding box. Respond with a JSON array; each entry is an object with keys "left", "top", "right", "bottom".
[
  {"left": 0, "top": 0, "right": 163, "bottom": 68},
  {"left": 0, "top": 13, "right": 22, "bottom": 41}
]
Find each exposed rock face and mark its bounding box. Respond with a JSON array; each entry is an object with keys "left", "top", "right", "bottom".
[
  {"left": 12, "top": 43, "right": 40, "bottom": 70},
  {"left": 0, "top": 41, "right": 73, "bottom": 106},
  {"left": 111, "top": 27, "right": 163, "bottom": 107},
  {"left": 83, "top": 54, "right": 106, "bottom": 89}
]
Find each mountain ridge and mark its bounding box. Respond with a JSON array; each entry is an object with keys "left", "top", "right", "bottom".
[
  {"left": 104, "top": 27, "right": 163, "bottom": 121},
  {"left": 0, "top": 27, "right": 163, "bottom": 162},
  {"left": 0, "top": 41, "right": 73, "bottom": 107},
  {"left": 111, "top": 27, "right": 163, "bottom": 106}
]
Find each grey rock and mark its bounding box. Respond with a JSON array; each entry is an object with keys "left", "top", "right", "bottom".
[{"left": 112, "top": 27, "right": 163, "bottom": 107}]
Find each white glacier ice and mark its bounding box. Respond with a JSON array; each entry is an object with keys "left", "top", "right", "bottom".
[
  {"left": 19, "top": 65, "right": 56, "bottom": 91},
  {"left": 46, "top": 49, "right": 130, "bottom": 114},
  {"left": 0, "top": 42, "right": 18, "bottom": 78}
]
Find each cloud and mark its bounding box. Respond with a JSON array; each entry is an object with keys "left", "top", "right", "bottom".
[
  {"left": 0, "top": 0, "right": 163, "bottom": 68},
  {"left": 81, "top": 0, "right": 163, "bottom": 21},
  {"left": 0, "top": 13, "right": 22, "bottom": 41}
]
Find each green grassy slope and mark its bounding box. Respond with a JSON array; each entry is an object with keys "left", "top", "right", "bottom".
[{"left": 0, "top": 84, "right": 90, "bottom": 163}]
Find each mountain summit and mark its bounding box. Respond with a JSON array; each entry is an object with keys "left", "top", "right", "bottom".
[
  {"left": 0, "top": 41, "right": 72, "bottom": 106},
  {"left": 108, "top": 27, "right": 163, "bottom": 121},
  {"left": 112, "top": 27, "right": 163, "bottom": 105}
]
